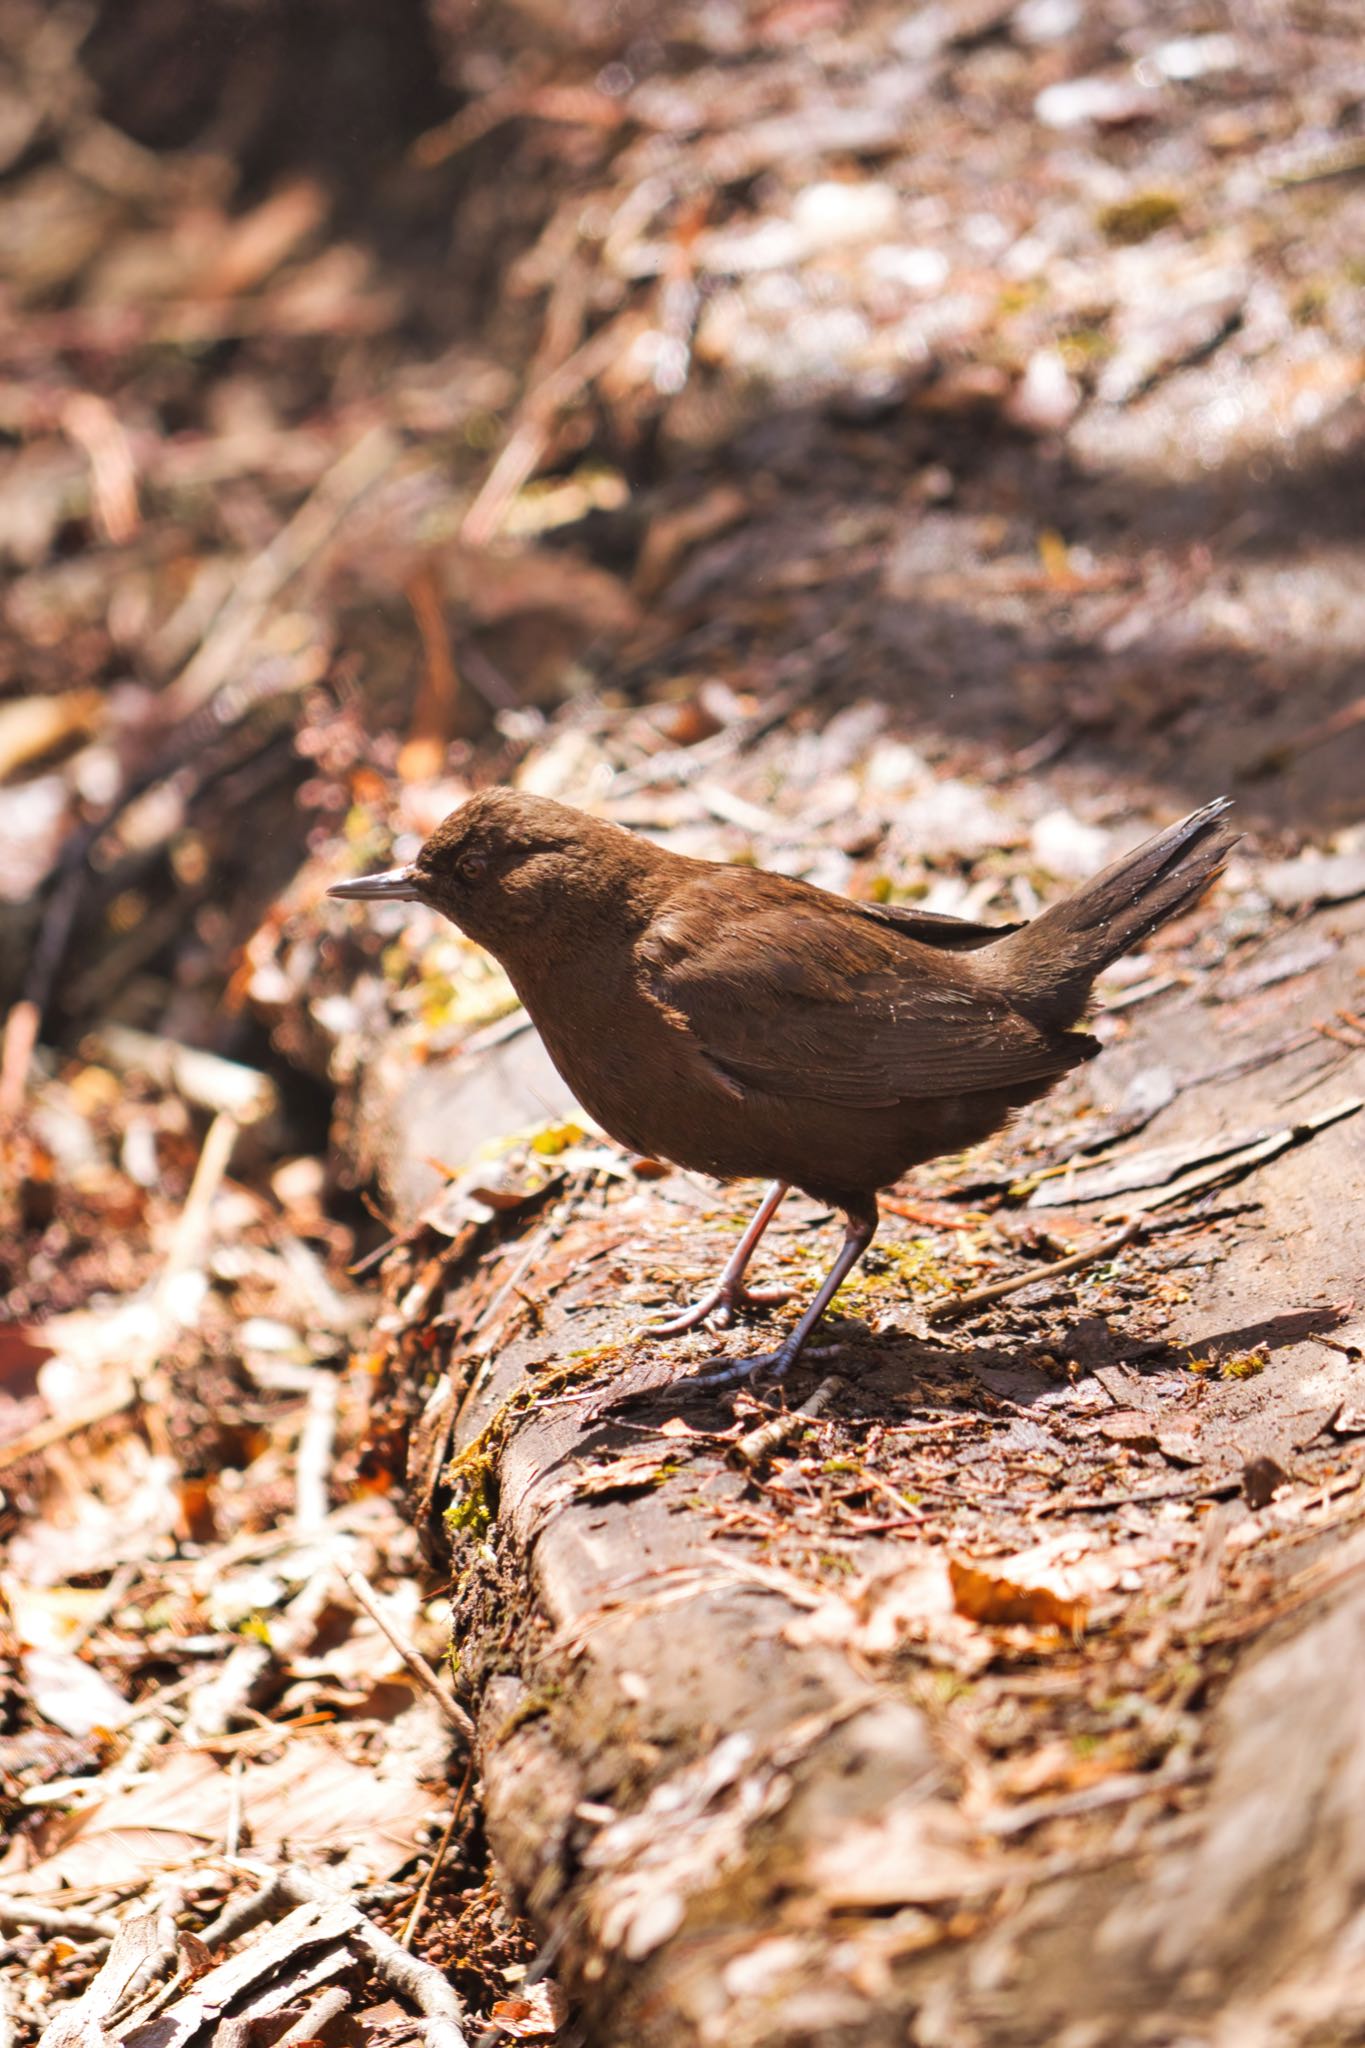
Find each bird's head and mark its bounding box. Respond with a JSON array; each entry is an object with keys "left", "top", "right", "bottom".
[{"left": 328, "top": 788, "right": 643, "bottom": 952}]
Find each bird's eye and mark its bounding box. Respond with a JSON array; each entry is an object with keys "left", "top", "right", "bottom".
[{"left": 459, "top": 851, "right": 488, "bottom": 882}]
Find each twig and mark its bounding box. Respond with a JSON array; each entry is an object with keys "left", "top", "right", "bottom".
[
  {"left": 61, "top": 392, "right": 140, "bottom": 544},
  {"left": 734, "top": 1376, "right": 844, "bottom": 1470},
  {"left": 205, "top": 1868, "right": 468, "bottom": 2048},
  {"left": 102, "top": 1668, "right": 202, "bottom": 1736},
  {"left": 67, "top": 1561, "right": 140, "bottom": 1655},
  {"left": 412, "top": 75, "right": 620, "bottom": 169},
  {"left": 0, "top": 1900, "right": 118, "bottom": 1942},
  {"left": 925, "top": 1218, "right": 1144, "bottom": 1323},
  {"left": 401, "top": 562, "right": 463, "bottom": 779},
  {"left": 983, "top": 1764, "right": 1197, "bottom": 1838},
  {"left": 166, "top": 424, "right": 397, "bottom": 719},
  {"left": 0, "top": 998, "right": 40, "bottom": 1116},
  {"left": 224, "top": 1753, "right": 246, "bottom": 1862},
  {"left": 1175, "top": 1502, "right": 1234, "bottom": 1630},
  {"left": 161, "top": 1111, "right": 241, "bottom": 1301},
  {"left": 401, "top": 1752, "right": 476, "bottom": 1950},
  {"left": 460, "top": 319, "right": 636, "bottom": 548},
  {"left": 337, "top": 1562, "right": 475, "bottom": 1740},
  {"left": 293, "top": 1371, "right": 339, "bottom": 1535},
  {"left": 0, "top": 1382, "right": 137, "bottom": 1475},
  {"left": 275, "top": 1987, "right": 352, "bottom": 2046},
  {"left": 122, "top": 1108, "right": 241, "bottom": 1460}
]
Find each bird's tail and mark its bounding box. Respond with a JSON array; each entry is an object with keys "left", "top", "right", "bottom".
[{"left": 991, "top": 799, "right": 1237, "bottom": 1031}]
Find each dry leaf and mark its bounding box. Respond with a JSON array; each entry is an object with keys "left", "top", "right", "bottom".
[
  {"left": 576, "top": 1451, "right": 678, "bottom": 1498},
  {"left": 783, "top": 1553, "right": 991, "bottom": 1672},
  {"left": 1097, "top": 1410, "right": 1160, "bottom": 1451},
  {"left": 950, "top": 1558, "right": 1086, "bottom": 1633},
  {"left": 4, "top": 1722, "right": 443, "bottom": 1895},
  {"left": 949, "top": 1532, "right": 1173, "bottom": 1634},
  {"left": 489, "top": 1980, "right": 569, "bottom": 2038},
  {"left": 22, "top": 1649, "right": 130, "bottom": 1739}
]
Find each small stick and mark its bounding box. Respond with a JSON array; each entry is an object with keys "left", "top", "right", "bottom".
[
  {"left": 67, "top": 1561, "right": 139, "bottom": 1654},
  {"left": 0, "top": 1900, "right": 119, "bottom": 1941},
  {"left": 133, "top": 1108, "right": 240, "bottom": 1461},
  {"left": 460, "top": 320, "right": 634, "bottom": 548},
  {"left": 400, "top": 1752, "right": 476, "bottom": 1950},
  {"left": 158, "top": 1110, "right": 239, "bottom": 1298},
  {"left": 734, "top": 1376, "right": 843, "bottom": 1470},
  {"left": 401, "top": 563, "right": 462, "bottom": 780},
  {"left": 0, "top": 1382, "right": 136, "bottom": 1475},
  {"left": 275, "top": 1987, "right": 352, "bottom": 2046},
  {"left": 983, "top": 1763, "right": 1197, "bottom": 1839},
  {"left": 337, "top": 1562, "right": 474, "bottom": 1741},
  {"left": 925, "top": 1217, "right": 1144, "bottom": 1324},
  {"left": 224, "top": 1753, "right": 246, "bottom": 1862},
  {"left": 293, "top": 1371, "right": 339, "bottom": 1535},
  {"left": 0, "top": 997, "right": 40, "bottom": 1115},
  {"left": 206, "top": 1867, "right": 468, "bottom": 2048},
  {"left": 166, "top": 425, "right": 396, "bottom": 720}
]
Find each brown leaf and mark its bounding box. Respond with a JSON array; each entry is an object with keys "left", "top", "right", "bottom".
[
  {"left": 949, "top": 1558, "right": 1087, "bottom": 1634},
  {"left": 1097, "top": 1409, "right": 1160, "bottom": 1451},
  {"left": 949, "top": 1533, "right": 1173, "bottom": 1637},
  {"left": 3, "top": 1729, "right": 439, "bottom": 1895},
  {"left": 1156, "top": 1425, "right": 1201, "bottom": 1467},
  {"left": 576, "top": 1452, "right": 678, "bottom": 1498},
  {"left": 490, "top": 1980, "right": 569, "bottom": 2037},
  {"left": 1243, "top": 1454, "right": 1292, "bottom": 1510}
]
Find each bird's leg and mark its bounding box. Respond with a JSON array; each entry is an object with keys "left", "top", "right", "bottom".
[
  {"left": 649, "top": 1180, "right": 791, "bottom": 1337},
  {"left": 687, "top": 1199, "right": 879, "bottom": 1389}
]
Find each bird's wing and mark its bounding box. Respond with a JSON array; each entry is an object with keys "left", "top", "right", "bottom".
[
  {"left": 847, "top": 899, "right": 1023, "bottom": 950},
  {"left": 638, "top": 884, "right": 1091, "bottom": 1111}
]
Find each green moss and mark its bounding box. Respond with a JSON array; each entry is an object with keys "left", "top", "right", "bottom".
[
  {"left": 495, "top": 1692, "right": 554, "bottom": 1739},
  {"left": 444, "top": 1350, "right": 616, "bottom": 1537},
  {"left": 446, "top": 1476, "right": 494, "bottom": 1539},
  {"left": 1221, "top": 1348, "right": 1268, "bottom": 1380},
  {"left": 1098, "top": 191, "right": 1182, "bottom": 244},
  {"left": 1292, "top": 280, "right": 1331, "bottom": 325},
  {"left": 1183, "top": 1347, "right": 1268, "bottom": 1381},
  {"left": 1057, "top": 324, "right": 1114, "bottom": 371},
  {"left": 997, "top": 278, "right": 1046, "bottom": 317},
  {"left": 857, "top": 1237, "right": 954, "bottom": 1300}
]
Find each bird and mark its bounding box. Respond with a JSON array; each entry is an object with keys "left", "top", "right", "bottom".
[{"left": 329, "top": 788, "right": 1235, "bottom": 1386}]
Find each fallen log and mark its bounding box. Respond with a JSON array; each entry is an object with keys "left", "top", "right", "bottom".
[
  {"left": 347, "top": 890, "right": 1365, "bottom": 2045},
  {"left": 395, "top": 1223, "right": 1008, "bottom": 2047}
]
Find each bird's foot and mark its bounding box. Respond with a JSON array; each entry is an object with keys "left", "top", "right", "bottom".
[
  {"left": 682, "top": 1339, "right": 843, "bottom": 1391},
  {"left": 647, "top": 1277, "right": 791, "bottom": 1339}
]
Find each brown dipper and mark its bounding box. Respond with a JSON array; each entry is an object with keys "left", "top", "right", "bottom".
[{"left": 330, "top": 790, "right": 1235, "bottom": 1384}]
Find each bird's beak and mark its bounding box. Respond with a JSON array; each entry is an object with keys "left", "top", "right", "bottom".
[{"left": 327, "top": 865, "right": 422, "bottom": 902}]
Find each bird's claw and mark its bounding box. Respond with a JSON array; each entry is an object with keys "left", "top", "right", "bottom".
[
  {"left": 648, "top": 1278, "right": 791, "bottom": 1339},
  {"left": 683, "top": 1340, "right": 843, "bottom": 1391}
]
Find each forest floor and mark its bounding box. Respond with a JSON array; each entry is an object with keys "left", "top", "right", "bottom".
[{"left": 2, "top": 0, "right": 1364, "bottom": 2041}]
